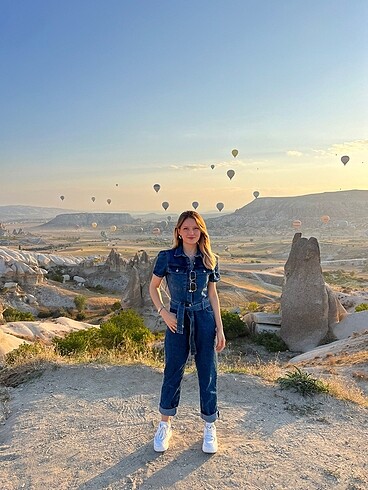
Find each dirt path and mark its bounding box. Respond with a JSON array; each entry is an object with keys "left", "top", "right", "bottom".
[{"left": 0, "top": 364, "right": 367, "bottom": 490}]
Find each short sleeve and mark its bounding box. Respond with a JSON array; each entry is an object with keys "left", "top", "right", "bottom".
[
  {"left": 208, "top": 260, "right": 220, "bottom": 283},
  {"left": 152, "top": 250, "right": 168, "bottom": 278}
]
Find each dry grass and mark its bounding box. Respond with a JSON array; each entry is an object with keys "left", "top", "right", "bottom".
[
  {"left": 2, "top": 340, "right": 368, "bottom": 407},
  {"left": 325, "top": 378, "right": 368, "bottom": 408},
  {"left": 294, "top": 351, "right": 368, "bottom": 368}
]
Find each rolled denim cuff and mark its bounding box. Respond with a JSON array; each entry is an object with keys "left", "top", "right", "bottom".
[
  {"left": 159, "top": 405, "right": 177, "bottom": 417},
  {"left": 201, "top": 410, "right": 219, "bottom": 423}
]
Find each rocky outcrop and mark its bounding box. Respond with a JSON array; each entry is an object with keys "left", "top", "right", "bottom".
[
  {"left": 40, "top": 212, "right": 134, "bottom": 229},
  {"left": 280, "top": 233, "right": 347, "bottom": 352},
  {"left": 105, "top": 248, "right": 128, "bottom": 272},
  {"left": 121, "top": 251, "right": 153, "bottom": 309}
]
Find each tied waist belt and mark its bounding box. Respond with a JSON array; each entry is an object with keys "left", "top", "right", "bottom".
[{"left": 170, "top": 298, "right": 211, "bottom": 355}]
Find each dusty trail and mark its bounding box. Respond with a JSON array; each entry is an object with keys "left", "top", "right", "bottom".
[{"left": 0, "top": 364, "right": 367, "bottom": 490}]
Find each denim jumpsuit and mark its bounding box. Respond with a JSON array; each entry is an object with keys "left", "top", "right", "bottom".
[{"left": 153, "top": 244, "right": 220, "bottom": 423}]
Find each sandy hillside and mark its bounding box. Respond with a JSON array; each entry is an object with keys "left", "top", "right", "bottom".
[{"left": 0, "top": 363, "right": 367, "bottom": 490}]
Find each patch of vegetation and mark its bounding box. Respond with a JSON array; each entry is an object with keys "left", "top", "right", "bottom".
[
  {"left": 252, "top": 332, "right": 288, "bottom": 352},
  {"left": 5, "top": 342, "right": 49, "bottom": 365},
  {"left": 111, "top": 301, "right": 122, "bottom": 312},
  {"left": 3, "top": 307, "right": 35, "bottom": 322},
  {"left": 47, "top": 266, "right": 64, "bottom": 283},
  {"left": 53, "top": 309, "right": 154, "bottom": 356},
  {"left": 277, "top": 367, "right": 329, "bottom": 396},
  {"left": 74, "top": 295, "right": 87, "bottom": 313},
  {"left": 244, "top": 301, "right": 261, "bottom": 312},
  {"left": 76, "top": 312, "right": 86, "bottom": 321},
  {"left": 88, "top": 284, "right": 106, "bottom": 293},
  {"left": 323, "top": 269, "right": 366, "bottom": 287},
  {"left": 37, "top": 309, "right": 53, "bottom": 319},
  {"left": 355, "top": 303, "right": 368, "bottom": 312},
  {"left": 53, "top": 327, "right": 101, "bottom": 356},
  {"left": 221, "top": 310, "right": 247, "bottom": 339}
]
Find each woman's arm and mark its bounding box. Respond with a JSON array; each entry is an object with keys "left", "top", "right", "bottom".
[
  {"left": 208, "top": 282, "right": 226, "bottom": 352},
  {"left": 149, "top": 274, "right": 177, "bottom": 332}
]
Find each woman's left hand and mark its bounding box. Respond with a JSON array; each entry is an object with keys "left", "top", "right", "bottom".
[{"left": 215, "top": 329, "right": 226, "bottom": 353}]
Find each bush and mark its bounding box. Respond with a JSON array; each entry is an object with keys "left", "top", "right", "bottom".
[
  {"left": 37, "top": 309, "right": 53, "bottom": 319},
  {"left": 99, "top": 309, "right": 154, "bottom": 351},
  {"left": 252, "top": 332, "right": 288, "bottom": 352},
  {"left": 53, "top": 309, "right": 154, "bottom": 356},
  {"left": 74, "top": 295, "right": 87, "bottom": 313},
  {"left": 53, "top": 328, "right": 101, "bottom": 356},
  {"left": 5, "top": 342, "right": 48, "bottom": 365},
  {"left": 76, "top": 312, "right": 86, "bottom": 321},
  {"left": 245, "top": 301, "right": 261, "bottom": 312},
  {"left": 3, "top": 307, "right": 35, "bottom": 322},
  {"left": 355, "top": 303, "right": 368, "bottom": 312},
  {"left": 277, "top": 367, "right": 329, "bottom": 396},
  {"left": 221, "top": 310, "right": 247, "bottom": 339},
  {"left": 111, "top": 301, "right": 122, "bottom": 312},
  {"left": 47, "top": 267, "right": 64, "bottom": 283}
]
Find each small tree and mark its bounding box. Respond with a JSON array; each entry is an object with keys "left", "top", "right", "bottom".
[{"left": 74, "top": 295, "right": 87, "bottom": 313}]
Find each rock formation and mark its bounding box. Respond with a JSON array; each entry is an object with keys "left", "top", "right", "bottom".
[
  {"left": 121, "top": 251, "right": 153, "bottom": 309},
  {"left": 105, "top": 248, "right": 127, "bottom": 272},
  {"left": 280, "top": 233, "right": 347, "bottom": 352}
]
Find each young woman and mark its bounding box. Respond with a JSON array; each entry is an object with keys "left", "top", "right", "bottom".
[{"left": 149, "top": 210, "right": 226, "bottom": 454}]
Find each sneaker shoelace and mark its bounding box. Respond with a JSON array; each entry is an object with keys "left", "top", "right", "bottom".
[
  {"left": 204, "top": 424, "right": 216, "bottom": 442},
  {"left": 157, "top": 423, "right": 170, "bottom": 441}
]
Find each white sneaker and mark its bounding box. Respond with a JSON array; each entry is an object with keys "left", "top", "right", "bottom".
[
  {"left": 154, "top": 421, "right": 172, "bottom": 452},
  {"left": 202, "top": 422, "right": 218, "bottom": 454}
]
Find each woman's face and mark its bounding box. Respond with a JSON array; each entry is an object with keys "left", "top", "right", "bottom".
[{"left": 178, "top": 217, "right": 201, "bottom": 246}]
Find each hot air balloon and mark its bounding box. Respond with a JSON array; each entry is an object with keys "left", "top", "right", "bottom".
[
  {"left": 192, "top": 201, "right": 199, "bottom": 210},
  {"left": 107, "top": 199, "right": 111, "bottom": 205},
  {"left": 210, "top": 164, "right": 215, "bottom": 169},
  {"left": 231, "top": 149, "right": 238, "bottom": 158},
  {"left": 91, "top": 196, "right": 96, "bottom": 203},
  {"left": 60, "top": 195, "right": 65, "bottom": 201},
  {"left": 162, "top": 201, "right": 169, "bottom": 211},
  {"left": 115, "top": 183, "right": 119, "bottom": 187},
  {"left": 320, "top": 215, "right": 330, "bottom": 224},
  {"left": 253, "top": 191, "right": 260, "bottom": 199},
  {"left": 216, "top": 202, "right": 224, "bottom": 212},
  {"left": 153, "top": 184, "right": 161, "bottom": 193},
  {"left": 227, "top": 169, "right": 235, "bottom": 180},
  {"left": 292, "top": 219, "right": 302, "bottom": 229},
  {"left": 91, "top": 222, "right": 98, "bottom": 228},
  {"left": 167, "top": 215, "right": 172, "bottom": 222},
  {"left": 110, "top": 225, "right": 117, "bottom": 232},
  {"left": 341, "top": 155, "right": 350, "bottom": 165},
  {"left": 152, "top": 227, "right": 161, "bottom": 236}
]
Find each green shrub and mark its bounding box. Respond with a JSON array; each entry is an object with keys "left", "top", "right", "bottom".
[
  {"left": 5, "top": 342, "right": 48, "bottom": 365},
  {"left": 76, "top": 312, "right": 86, "bottom": 321},
  {"left": 37, "top": 309, "right": 53, "bottom": 319},
  {"left": 53, "top": 328, "right": 101, "bottom": 356},
  {"left": 245, "top": 301, "right": 261, "bottom": 312},
  {"left": 3, "top": 307, "right": 35, "bottom": 322},
  {"left": 111, "top": 301, "right": 122, "bottom": 312},
  {"left": 53, "top": 309, "right": 154, "bottom": 356},
  {"left": 74, "top": 295, "right": 87, "bottom": 313},
  {"left": 355, "top": 303, "right": 368, "bottom": 312},
  {"left": 277, "top": 367, "right": 329, "bottom": 396},
  {"left": 252, "top": 331, "right": 288, "bottom": 352},
  {"left": 47, "top": 267, "right": 64, "bottom": 283},
  {"left": 99, "top": 309, "right": 154, "bottom": 351},
  {"left": 221, "top": 310, "right": 247, "bottom": 339}
]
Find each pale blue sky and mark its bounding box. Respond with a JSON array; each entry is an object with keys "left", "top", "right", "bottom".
[{"left": 1, "top": 0, "right": 367, "bottom": 213}]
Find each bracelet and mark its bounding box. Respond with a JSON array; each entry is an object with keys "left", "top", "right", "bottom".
[{"left": 158, "top": 305, "right": 166, "bottom": 314}]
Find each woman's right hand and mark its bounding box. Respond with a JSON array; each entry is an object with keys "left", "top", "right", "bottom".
[{"left": 161, "top": 309, "right": 177, "bottom": 332}]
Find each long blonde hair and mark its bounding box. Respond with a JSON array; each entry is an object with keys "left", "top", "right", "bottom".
[{"left": 173, "top": 211, "right": 217, "bottom": 270}]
